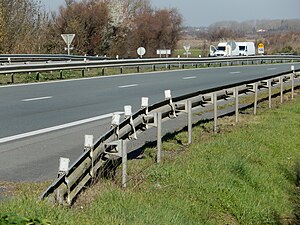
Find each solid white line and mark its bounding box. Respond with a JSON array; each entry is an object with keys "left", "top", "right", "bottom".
[
  {"left": 0, "top": 112, "right": 123, "bottom": 144},
  {"left": 118, "top": 84, "right": 138, "bottom": 88},
  {"left": 267, "top": 68, "right": 277, "bottom": 70},
  {"left": 183, "top": 76, "right": 196, "bottom": 80},
  {"left": 22, "top": 96, "right": 53, "bottom": 102},
  {"left": 230, "top": 71, "right": 241, "bottom": 74}
]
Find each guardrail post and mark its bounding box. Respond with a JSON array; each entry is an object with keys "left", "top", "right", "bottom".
[
  {"left": 235, "top": 87, "right": 239, "bottom": 123},
  {"left": 81, "top": 69, "right": 85, "bottom": 77},
  {"left": 187, "top": 100, "right": 192, "bottom": 144},
  {"left": 152, "top": 65, "right": 156, "bottom": 71},
  {"left": 36, "top": 72, "right": 40, "bottom": 81},
  {"left": 280, "top": 76, "right": 284, "bottom": 104},
  {"left": 291, "top": 69, "right": 295, "bottom": 99},
  {"left": 105, "top": 140, "right": 127, "bottom": 188},
  {"left": 124, "top": 105, "right": 137, "bottom": 140},
  {"left": 120, "top": 67, "right": 123, "bottom": 74},
  {"left": 213, "top": 93, "right": 218, "bottom": 132},
  {"left": 56, "top": 157, "right": 70, "bottom": 204},
  {"left": 254, "top": 83, "right": 258, "bottom": 115},
  {"left": 84, "top": 135, "right": 94, "bottom": 178},
  {"left": 60, "top": 70, "right": 63, "bottom": 79},
  {"left": 165, "top": 90, "right": 176, "bottom": 118},
  {"left": 122, "top": 140, "right": 127, "bottom": 189},
  {"left": 137, "top": 66, "right": 140, "bottom": 73},
  {"left": 268, "top": 80, "right": 272, "bottom": 109},
  {"left": 102, "top": 68, "right": 105, "bottom": 76},
  {"left": 11, "top": 73, "right": 14, "bottom": 83},
  {"left": 157, "top": 112, "right": 162, "bottom": 163}
]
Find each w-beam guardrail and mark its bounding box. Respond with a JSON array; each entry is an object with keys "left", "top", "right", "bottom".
[
  {"left": 40, "top": 66, "right": 300, "bottom": 205},
  {"left": 1, "top": 55, "right": 300, "bottom": 76}
]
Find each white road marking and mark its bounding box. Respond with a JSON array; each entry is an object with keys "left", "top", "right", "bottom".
[
  {"left": 267, "top": 68, "right": 277, "bottom": 71},
  {"left": 118, "top": 84, "right": 138, "bottom": 88},
  {"left": 230, "top": 71, "right": 241, "bottom": 74},
  {"left": 0, "top": 112, "right": 124, "bottom": 144},
  {"left": 183, "top": 76, "right": 196, "bottom": 80},
  {"left": 22, "top": 96, "right": 53, "bottom": 102}
]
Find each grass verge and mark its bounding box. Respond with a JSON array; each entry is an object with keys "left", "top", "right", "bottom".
[{"left": 1, "top": 91, "right": 300, "bottom": 224}]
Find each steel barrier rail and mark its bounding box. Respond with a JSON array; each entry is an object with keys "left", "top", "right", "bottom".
[
  {"left": 1, "top": 55, "right": 300, "bottom": 75},
  {"left": 40, "top": 68, "right": 300, "bottom": 205},
  {"left": 0, "top": 54, "right": 108, "bottom": 63}
]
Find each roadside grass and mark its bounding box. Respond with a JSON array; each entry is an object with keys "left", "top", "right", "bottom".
[{"left": 1, "top": 90, "right": 300, "bottom": 224}]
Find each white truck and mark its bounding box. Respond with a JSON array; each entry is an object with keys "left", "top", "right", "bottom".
[
  {"left": 209, "top": 41, "right": 239, "bottom": 57},
  {"left": 209, "top": 41, "right": 255, "bottom": 57}
]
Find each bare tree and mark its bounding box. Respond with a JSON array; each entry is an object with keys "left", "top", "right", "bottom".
[{"left": 0, "top": 0, "right": 48, "bottom": 53}]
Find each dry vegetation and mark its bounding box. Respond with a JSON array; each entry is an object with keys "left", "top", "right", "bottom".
[{"left": 179, "top": 19, "right": 300, "bottom": 56}]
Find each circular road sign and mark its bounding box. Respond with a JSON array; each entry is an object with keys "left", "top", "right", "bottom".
[{"left": 137, "top": 47, "right": 146, "bottom": 57}]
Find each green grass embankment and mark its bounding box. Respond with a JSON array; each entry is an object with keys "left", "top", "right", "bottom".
[{"left": 1, "top": 91, "right": 300, "bottom": 224}]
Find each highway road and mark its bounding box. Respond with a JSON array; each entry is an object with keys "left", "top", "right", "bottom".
[{"left": 0, "top": 62, "right": 299, "bottom": 182}]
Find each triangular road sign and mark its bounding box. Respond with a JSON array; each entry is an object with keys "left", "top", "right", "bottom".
[{"left": 61, "top": 34, "right": 75, "bottom": 46}]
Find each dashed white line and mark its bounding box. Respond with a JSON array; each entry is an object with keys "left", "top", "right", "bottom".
[
  {"left": 183, "top": 76, "right": 196, "bottom": 80},
  {"left": 118, "top": 84, "right": 138, "bottom": 88},
  {"left": 267, "top": 68, "right": 277, "bottom": 71},
  {"left": 22, "top": 96, "right": 53, "bottom": 102},
  {"left": 230, "top": 71, "right": 241, "bottom": 74},
  {"left": 0, "top": 112, "right": 124, "bottom": 144}
]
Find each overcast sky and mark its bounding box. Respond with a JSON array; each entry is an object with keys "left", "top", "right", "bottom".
[{"left": 40, "top": 0, "right": 300, "bottom": 27}]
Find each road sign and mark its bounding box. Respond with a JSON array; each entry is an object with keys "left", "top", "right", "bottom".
[
  {"left": 157, "top": 49, "right": 171, "bottom": 57},
  {"left": 258, "top": 43, "right": 265, "bottom": 54},
  {"left": 137, "top": 47, "right": 146, "bottom": 58},
  {"left": 61, "top": 34, "right": 75, "bottom": 55},
  {"left": 183, "top": 45, "right": 191, "bottom": 58}
]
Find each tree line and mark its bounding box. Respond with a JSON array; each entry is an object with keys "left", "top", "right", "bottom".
[{"left": 0, "top": 0, "right": 182, "bottom": 58}]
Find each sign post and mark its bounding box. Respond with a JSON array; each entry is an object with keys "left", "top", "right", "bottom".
[
  {"left": 61, "top": 34, "right": 75, "bottom": 55},
  {"left": 258, "top": 43, "right": 265, "bottom": 55},
  {"left": 183, "top": 45, "right": 191, "bottom": 58}
]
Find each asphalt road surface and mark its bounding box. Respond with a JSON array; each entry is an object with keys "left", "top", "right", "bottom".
[{"left": 0, "top": 62, "right": 299, "bottom": 181}]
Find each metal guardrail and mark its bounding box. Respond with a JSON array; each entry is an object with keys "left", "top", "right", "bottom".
[
  {"left": 0, "top": 54, "right": 107, "bottom": 63},
  {"left": 40, "top": 66, "right": 300, "bottom": 205},
  {"left": 1, "top": 55, "right": 300, "bottom": 75}
]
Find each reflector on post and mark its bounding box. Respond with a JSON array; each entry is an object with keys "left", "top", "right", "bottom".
[
  {"left": 124, "top": 105, "right": 132, "bottom": 118},
  {"left": 58, "top": 157, "right": 70, "bottom": 175},
  {"left": 84, "top": 135, "right": 93, "bottom": 149},
  {"left": 111, "top": 113, "right": 121, "bottom": 126},
  {"left": 165, "top": 90, "right": 172, "bottom": 99},
  {"left": 141, "top": 97, "right": 149, "bottom": 108}
]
